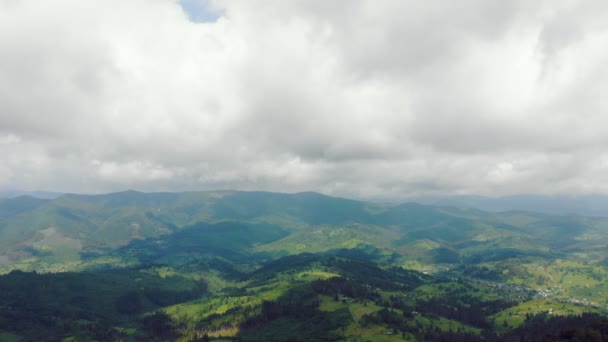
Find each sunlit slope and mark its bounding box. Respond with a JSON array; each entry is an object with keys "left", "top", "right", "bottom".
[{"left": 1, "top": 190, "right": 608, "bottom": 273}]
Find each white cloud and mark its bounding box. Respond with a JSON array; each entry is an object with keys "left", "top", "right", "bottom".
[{"left": 1, "top": 0, "right": 608, "bottom": 198}]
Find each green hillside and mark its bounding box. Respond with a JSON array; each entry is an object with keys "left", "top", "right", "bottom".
[
  {"left": 3, "top": 190, "right": 605, "bottom": 271},
  {"left": 1, "top": 191, "right": 608, "bottom": 340}
]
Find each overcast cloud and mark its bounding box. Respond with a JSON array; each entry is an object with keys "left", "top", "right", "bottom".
[{"left": 1, "top": 0, "right": 608, "bottom": 199}]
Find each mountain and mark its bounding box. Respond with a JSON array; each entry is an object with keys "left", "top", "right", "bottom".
[
  {"left": 1, "top": 190, "right": 608, "bottom": 341},
  {"left": 0, "top": 196, "right": 50, "bottom": 220},
  {"left": 2, "top": 190, "right": 608, "bottom": 271},
  {"left": 414, "top": 194, "right": 608, "bottom": 217},
  {"left": 0, "top": 190, "right": 63, "bottom": 199}
]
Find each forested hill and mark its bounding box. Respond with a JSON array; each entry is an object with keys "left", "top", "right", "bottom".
[
  {"left": 1, "top": 190, "right": 608, "bottom": 273},
  {"left": 2, "top": 191, "right": 608, "bottom": 340}
]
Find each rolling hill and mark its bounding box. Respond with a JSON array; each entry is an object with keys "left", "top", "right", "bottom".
[
  {"left": 1, "top": 190, "right": 608, "bottom": 341},
  {"left": 2, "top": 190, "right": 607, "bottom": 273}
]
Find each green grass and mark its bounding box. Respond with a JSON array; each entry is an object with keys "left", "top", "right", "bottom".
[
  {"left": 341, "top": 323, "right": 413, "bottom": 341},
  {"left": 350, "top": 302, "right": 386, "bottom": 320},
  {"left": 490, "top": 297, "right": 603, "bottom": 332},
  {"left": 296, "top": 270, "right": 340, "bottom": 282},
  {"left": 165, "top": 278, "right": 292, "bottom": 325},
  {"left": 412, "top": 281, "right": 503, "bottom": 303},
  {"left": 413, "top": 315, "right": 481, "bottom": 335},
  {"left": 319, "top": 295, "right": 344, "bottom": 312},
  {"left": 255, "top": 223, "right": 400, "bottom": 256},
  {"left": 0, "top": 332, "right": 22, "bottom": 342}
]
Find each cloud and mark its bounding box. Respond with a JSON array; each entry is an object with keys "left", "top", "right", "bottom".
[{"left": 1, "top": 0, "right": 608, "bottom": 198}]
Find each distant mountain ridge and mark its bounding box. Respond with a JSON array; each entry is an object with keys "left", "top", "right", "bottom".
[
  {"left": 3, "top": 190, "right": 608, "bottom": 217},
  {"left": 413, "top": 194, "right": 608, "bottom": 217},
  {"left": 2, "top": 190, "right": 608, "bottom": 275},
  {"left": 3, "top": 190, "right": 608, "bottom": 340},
  {"left": 0, "top": 190, "right": 63, "bottom": 199}
]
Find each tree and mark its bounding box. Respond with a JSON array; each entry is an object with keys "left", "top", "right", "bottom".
[
  {"left": 115, "top": 291, "right": 143, "bottom": 314},
  {"left": 142, "top": 312, "right": 176, "bottom": 340}
]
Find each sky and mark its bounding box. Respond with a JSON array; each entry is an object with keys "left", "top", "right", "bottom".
[{"left": 1, "top": 0, "right": 608, "bottom": 199}]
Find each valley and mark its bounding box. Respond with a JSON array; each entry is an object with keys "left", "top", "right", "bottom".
[{"left": 1, "top": 191, "right": 608, "bottom": 341}]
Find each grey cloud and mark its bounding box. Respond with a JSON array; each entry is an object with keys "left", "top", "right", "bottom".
[
  {"left": 1, "top": 0, "right": 608, "bottom": 198},
  {"left": 262, "top": 0, "right": 528, "bottom": 78}
]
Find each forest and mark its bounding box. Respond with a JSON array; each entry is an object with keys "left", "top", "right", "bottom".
[{"left": 1, "top": 191, "right": 608, "bottom": 341}]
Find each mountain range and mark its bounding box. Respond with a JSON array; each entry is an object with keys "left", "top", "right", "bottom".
[
  {"left": 2, "top": 190, "right": 608, "bottom": 273},
  {"left": 414, "top": 194, "right": 608, "bottom": 217},
  {"left": 1, "top": 190, "right": 608, "bottom": 341}
]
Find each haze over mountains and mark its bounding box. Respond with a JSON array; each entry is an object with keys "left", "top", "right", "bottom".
[
  {"left": 3, "top": 189, "right": 608, "bottom": 273},
  {"left": 0, "top": 191, "right": 63, "bottom": 200},
  {"left": 414, "top": 194, "right": 608, "bottom": 217},
  {"left": 2, "top": 190, "right": 608, "bottom": 340},
  {"left": 4, "top": 189, "right": 608, "bottom": 217},
  {"left": 1, "top": 190, "right": 608, "bottom": 272}
]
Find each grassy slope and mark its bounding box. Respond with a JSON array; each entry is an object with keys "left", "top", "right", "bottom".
[
  {"left": 3, "top": 190, "right": 608, "bottom": 273},
  {"left": 3, "top": 191, "right": 608, "bottom": 340}
]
